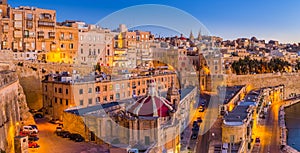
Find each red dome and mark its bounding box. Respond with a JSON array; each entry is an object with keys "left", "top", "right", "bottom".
[{"left": 127, "top": 95, "right": 173, "bottom": 117}]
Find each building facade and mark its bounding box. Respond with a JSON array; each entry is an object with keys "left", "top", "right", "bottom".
[
  {"left": 63, "top": 80, "right": 197, "bottom": 153},
  {"left": 42, "top": 71, "right": 177, "bottom": 120},
  {"left": 77, "top": 24, "right": 115, "bottom": 66}
]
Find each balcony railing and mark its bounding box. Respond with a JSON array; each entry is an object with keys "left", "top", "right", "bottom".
[{"left": 38, "top": 21, "right": 55, "bottom": 27}]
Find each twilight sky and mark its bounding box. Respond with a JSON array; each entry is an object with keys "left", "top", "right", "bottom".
[{"left": 9, "top": 0, "right": 300, "bottom": 43}]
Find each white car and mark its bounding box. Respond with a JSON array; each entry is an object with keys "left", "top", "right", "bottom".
[{"left": 22, "top": 126, "right": 38, "bottom": 134}]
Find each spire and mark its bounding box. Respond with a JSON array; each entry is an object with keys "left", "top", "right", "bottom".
[
  {"left": 189, "top": 31, "right": 195, "bottom": 41},
  {"left": 197, "top": 29, "right": 202, "bottom": 41}
]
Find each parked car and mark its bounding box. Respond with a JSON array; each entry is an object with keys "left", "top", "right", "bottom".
[
  {"left": 29, "top": 125, "right": 38, "bottom": 131},
  {"left": 199, "top": 106, "right": 205, "bottom": 112},
  {"left": 22, "top": 126, "right": 38, "bottom": 134},
  {"left": 19, "top": 131, "right": 28, "bottom": 137},
  {"left": 49, "top": 119, "right": 60, "bottom": 124},
  {"left": 28, "top": 141, "right": 40, "bottom": 148},
  {"left": 29, "top": 132, "right": 38, "bottom": 138},
  {"left": 191, "top": 134, "right": 198, "bottom": 140},
  {"left": 34, "top": 113, "right": 43, "bottom": 119},
  {"left": 193, "top": 121, "right": 198, "bottom": 127},
  {"left": 56, "top": 126, "right": 63, "bottom": 133},
  {"left": 255, "top": 137, "right": 261, "bottom": 143},
  {"left": 192, "top": 126, "right": 200, "bottom": 132},
  {"left": 197, "top": 117, "right": 203, "bottom": 123},
  {"left": 28, "top": 136, "right": 39, "bottom": 142},
  {"left": 61, "top": 131, "right": 71, "bottom": 138},
  {"left": 69, "top": 133, "right": 85, "bottom": 142}
]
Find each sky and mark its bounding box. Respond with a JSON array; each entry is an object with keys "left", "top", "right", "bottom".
[{"left": 9, "top": 0, "right": 300, "bottom": 43}]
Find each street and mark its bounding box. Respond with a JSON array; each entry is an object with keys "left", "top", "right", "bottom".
[{"left": 29, "top": 118, "right": 107, "bottom": 153}]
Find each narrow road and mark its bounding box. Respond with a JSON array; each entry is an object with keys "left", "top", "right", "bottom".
[
  {"left": 196, "top": 94, "right": 220, "bottom": 153},
  {"left": 260, "top": 103, "right": 281, "bottom": 153}
]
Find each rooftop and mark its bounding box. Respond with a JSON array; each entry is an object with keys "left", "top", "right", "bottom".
[
  {"left": 218, "top": 85, "right": 245, "bottom": 104},
  {"left": 42, "top": 70, "right": 176, "bottom": 84},
  {"left": 64, "top": 86, "right": 196, "bottom": 117}
]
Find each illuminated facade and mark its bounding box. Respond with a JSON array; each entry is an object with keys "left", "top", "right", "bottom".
[
  {"left": 46, "top": 21, "right": 78, "bottom": 64},
  {"left": 0, "top": 3, "right": 56, "bottom": 53},
  {"left": 0, "top": 65, "right": 20, "bottom": 153},
  {"left": 42, "top": 71, "right": 177, "bottom": 120}
]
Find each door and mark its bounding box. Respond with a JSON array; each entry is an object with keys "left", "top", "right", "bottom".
[{"left": 90, "top": 132, "right": 96, "bottom": 141}]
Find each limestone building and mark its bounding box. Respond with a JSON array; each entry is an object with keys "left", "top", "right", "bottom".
[
  {"left": 63, "top": 79, "right": 197, "bottom": 153},
  {"left": 42, "top": 70, "right": 178, "bottom": 121}
]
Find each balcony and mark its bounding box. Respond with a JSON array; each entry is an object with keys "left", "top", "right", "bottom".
[
  {"left": 38, "top": 21, "right": 55, "bottom": 27},
  {"left": 26, "top": 17, "right": 33, "bottom": 21}
]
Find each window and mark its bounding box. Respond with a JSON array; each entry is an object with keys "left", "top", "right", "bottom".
[
  {"left": 80, "top": 100, "right": 84, "bottom": 106},
  {"left": 61, "top": 44, "right": 65, "bottom": 49},
  {"left": 26, "top": 13, "right": 33, "bottom": 20},
  {"left": 103, "top": 85, "right": 107, "bottom": 91},
  {"left": 103, "top": 96, "right": 107, "bottom": 101},
  {"left": 116, "top": 93, "right": 120, "bottom": 100},
  {"left": 66, "top": 89, "right": 69, "bottom": 95},
  {"left": 69, "top": 33, "right": 73, "bottom": 40},
  {"left": 58, "top": 88, "right": 62, "bottom": 93},
  {"left": 69, "top": 43, "right": 74, "bottom": 49},
  {"left": 55, "top": 87, "right": 57, "bottom": 93},
  {"left": 66, "top": 100, "right": 69, "bottom": 106},
  {"left": 79, "top": 89, "right": 83, "bottom": 94},
  {"left": 61, "top": 33, "right": 64, "bottom": 39},
  {"left": 109, "top": 85, "right": 113, "bottom": 91},
  {"left": 55, "top": 98, "right": 57, "bottom": 103},
  {"left": 88, "top": 99, "right": 92, "bottom": 105},
  {"left": 88, "top": 88, "right": 92, "bottom": 93},
  {"left": 128, "top": 83, "right": 130, "bottom": 88},
  {"left": 115, "top": 84, "right": 120, "bottom": 90},
  {"left": 60, "top": 99, "right": 62, "bottom": 104},
  {"left": 45, "top": 85, "right": 47, "bottom": 92},
  {"left": 110, "top": 95, "right": 114, "bottom": 100},
  {"left": 95, "top": 86, "right": 100, "bottom": 93},
  {"left": 24, "top": 30, "right": 29, "bottom": 38}
]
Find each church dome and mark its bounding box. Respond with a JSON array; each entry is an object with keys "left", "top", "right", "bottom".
[{"left": 126, "top": 79, "right": 174, "bottom": 117}]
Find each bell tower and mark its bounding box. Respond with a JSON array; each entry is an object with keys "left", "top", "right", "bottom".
[{"left": 166, "top": 79, "right": 180, "bottom": 110}]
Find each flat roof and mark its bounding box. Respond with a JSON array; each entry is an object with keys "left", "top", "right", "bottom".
[{"left": 219, "top": 85, "right": 245, "bottom": 104}]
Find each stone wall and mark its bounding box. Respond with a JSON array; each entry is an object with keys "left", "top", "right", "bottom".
[
  {"left": 0, "top": 63, "right": 34, "bottom": 153},
  {"left": 226, "top": 73, "right": 300, "bottom": 97}
]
